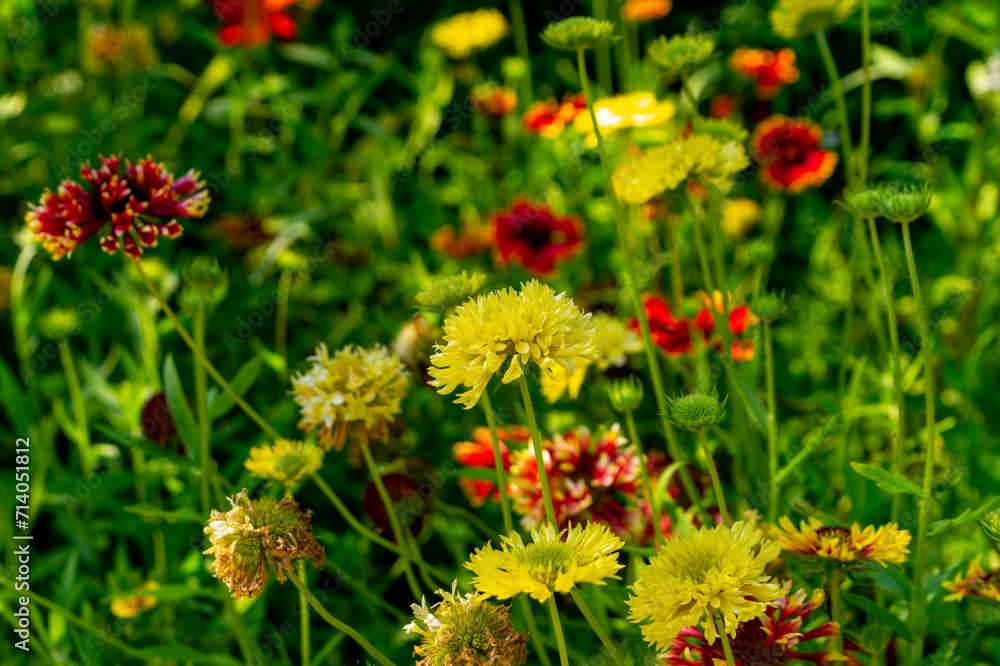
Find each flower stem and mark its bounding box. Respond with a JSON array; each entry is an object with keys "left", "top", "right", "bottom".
[
  {"left": 507, "top": 0, "right": 533, "bottom": 103},
  {"left": 575, "top": 46, "right": 709, "bottom": 526},
  {"left": 357, "top": 440, "right": 424, "bottom": 600},
  {"left": 901, "top": 219, "right": 937, "bottom": 665},
  {"left": 814, "top": 30, "right": 856, "bottom": 187},
  {"left": 195, "top": 290, "right": 212, "bottom": 515},
  {"left": 624, "top": 410, "right": 664, "bottom": 547},
  {"left": 686, "top": 188, "right": 716, "bottom": 292},
  {"left": 310, "top": 473, "right": 401, "bottom": 554},
  {"left": 663, "top": 213, "right": 685, "bottom": 306},
  {"left": 867, "top": 218, "right": 906, "bottom": 523},
  {"left": 546, "top": 596, "right": 569, "bottom": 666},
  {"left": 697, "top": 430, "right": 730, "bottom": 524},
  {"left": 764, "top": 320, "right": 779, "bottom": 522},
  {"left": 517, "top": 374, "right": 558, "bottom": 527},
  {"left": 480, "top": 389, "right": 514, "bottom": 533},
  {"left": 298, "top": 556, "right": 311, "bottom": 666},
  {"left": 58, "top": 338, "right": 92, "bottom": 477},
  {"left": 860, "top": 0, "right": 872, "bottom": 186},
  {"left": 714, "top": 616, "right": 737, "bottom": 666},
  {"left": 829, "top": 567, "right": 845, "bottom": 653},
  {"left": 521, "top": 597, "right": 553, "bottom": 666},
  {"left": 132, "top": 258, "right": 282, "bottom": 441},
  {"left": 679, "top": 72, "right": 699, "bottom": 112},
  {"left": 570, "top": 589, "right": 627, "bottom": 666},
  {"left": 286, "top": 572, "right": 397, "bottom": 666},
  {"left": 276, "top": 269, "right": 292, "bottom": 383}
]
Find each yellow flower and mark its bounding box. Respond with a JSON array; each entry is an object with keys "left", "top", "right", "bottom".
[
  {"left": 573, "top": 92, "right": 675, "bottom": 146},
  {"left": 431, "top": 9, "right": 510, "bottom": 59},
  {"left": 540, "top": 312, "right": 641, "bottom": 403},
  {"left": 770, "top": 0, "right": 859, "bottom": 40},
  {"left": 465, "top": 522, "right": 624, "bottom": 603},
  {"left": 943, "top": 549, "right": 1000, "bottom": 603},
  {"left": 291, "top": 343, "right": 409, "bottom": 451},
  {"left": 770, "top": 516, "right": 911, "bottom": 566},
  {"left": 721, "top": 198, "right": 762, "bottom": 238},
  {"left": 245, "top": 439, "right": 324, "bottom": 490},
  {"left": 428, "top": 280, "right": 598, "bottom": 409},
  {"left": 627, "top": 521, "right": 785, "bottom": 650},
  {"left": 110, "top": 582, "right": 159, "bottom": 619},
  {"left": 622, "top": 0, "right": 672, "bottom": 23}
]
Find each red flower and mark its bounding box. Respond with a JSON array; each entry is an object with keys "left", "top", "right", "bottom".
[
  {"left": 752, "top": 115, "right": 838, "bottom": 194},
  {"left": 362, "top": 473, "right": 428, "bottom": 539},
  {"left": 709, "top": 94, "right": 737, "bottom": 120},
  {"left": 26, "top": 153, "right": 209, "bottom": 260},
  {"left": 660, "top": 584, "right": 844, "bottom": 665},
  {"left": 493, "top": 200, "right": 583, "bottom": 274},
  {"left": 730, "top": 47, "right": 800, "bottom": 99},
  {"left": 632, "top": 294, "right": 757, "bottom": 361},
  {"left": 140, "top": 393, "right": 177, "bottom": 448},
  {"left": 210, "top": 0, "right": 303, "bottom": 47},
  {"left": 470, "top": 83, "right": 518, "bottom": 118},
  {"left": 453, "top": 426, "right": 531, "bottom": 508},
  {"left": 522, "top": 93, "right": 587, "bottom": 138}
]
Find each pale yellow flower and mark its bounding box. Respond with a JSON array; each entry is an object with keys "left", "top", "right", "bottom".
[
  {"left": 573, "top": 92, "right": 675, "bottom": 146},
  {"left": 721, "top": 198, "right": 762, "bottom": 238},
  {"left": 540, "top": 312, "right": 641, "bottom": 402},
  {"left": 431, "top": 9, "right": 510, "bottom": 59},
  {"left": 245, "top": 439, "right": 324, "bottom": 490}
]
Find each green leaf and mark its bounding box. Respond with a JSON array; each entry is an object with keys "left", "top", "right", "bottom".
[
  {"left": 0, "top": 356, "right": 33, "bottom": 437},
  {"left": 101, "top": 584, "right": 217, "bottom": 603},
  {"left": 726, "top": 363, "right": 768, "bottom": 433},
  {"left": 207, "top": 356, "right": 262, "bottom": 420},
  {"left": 850, "top": 462, "right": 925, "bottom": 497},
  {"left": 133, "top": 644, "right": 243, "bottom": 666},
  {"left": 929, "top": 495, "right": 1000, "bottom": 536},
  {"left": 122, "top": 504, "right": 204, "bottom": 524},
  {"left": 163, "top": 354, "right": 200, "bottom": 455}
]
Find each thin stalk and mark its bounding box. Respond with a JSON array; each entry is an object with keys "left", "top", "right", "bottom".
[
  {"left": 901, "top": 219, "right": 936, "bottom": 665},
  {"left": 276, "top": 269, "right": 292, "bottom": 383},
  {"left": 311, "top": 473, "right": 401, "bottom": 554},
  {"left": 570, "top": 589, "right": 627, "bottom": 666},
  {"left": 576, "top": 47, "right": 708, "bottom": 525},
  {"left": 357, "top": 440, "right": 424, "bottom": 599},
  {"left": 299, "top": 564, "right": 311, "bottom": 666},
  {"left": 286, "top": 573, "right": 397, "bottom": 666},
  {"left": 835, "top": 227, "right": 860, "bottom": 482},
  {"left": 593, "top": 0, "right": 613, "bottom": 94},
  {"left": 764, "top": 321, "right": 779, "bottom": 522},
  {"left": 195, "top": 291, "right": 211, "bottom": 515},
  {"left": 517, "top": 375, "right": 558, "bottom": 527},
  {"left": 715, "top": 616, "right": 737, "bottom": 666},
  {"left": 679, "top": 72, "right": 699, "bottom": 112},
  {"left": 520, "top": 598, "right": 552, "bottom": 666},
  {"left": 624, "top": 410, "right": 664, "bottom": 547},
  {"left": 686, "top": 189, "right": 716, "bottom": 292},
  {"left": 58, "top": 338, "right": 93, "bottom": 477},
  {"left": 223, "top": 588, "right": 256, "bottom": 662},
  {"left": 132, "top": 258, "right": 282, "bottom": 440},
  {"left": 829, "top": 568, "right": 845, "bottom": 653},
  {"left": 480, "top": 389, "right": 514, "bottom": 533},
  {"left": 868, "top": 218, "right": 906, "bottom": 523},
  {"left": 546, "top": 596, "right": 569, "bottom": 666},
  {"left": 814, "top": 30, "right": 856, "bottom": 187},
  {"left": 698, "top": 430, "right": 730, "bottom": 524},
  {"left": 663, "top": 213, "right": 685, "bottom": 306},
  {"left": 860, "top": 0, "right": 872, "bottom": 186},
  {"left": 508, "top": 0, "right": 533, "bottom": 102}
]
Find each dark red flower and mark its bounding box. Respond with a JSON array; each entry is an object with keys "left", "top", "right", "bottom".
[
  {"left": 752, "top": 115, "right": 838, "bottom": 194},
  {"left": 363, "top": 473, "right": 428, "bottom": 540},
  {"left": 493, "top": 200, "right": 583, "bottom": 274},
  {"left": 26, "top": 153, "right": 209, "bottom": 260},
  {"left": 209, "top": 0, "right": 303, "bottom": 47},
  {"left": 141, "top": 393, "right": 177, "bottom": 448},
  {"left": 453, "top": 426, "right": 531, "bottom": 508}
]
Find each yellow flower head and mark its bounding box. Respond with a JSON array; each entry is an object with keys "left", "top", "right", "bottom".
[
  {"left": 770, "top": 516, "right": 912, "bottom": 566},
  {"left": 428, "top": 280, "right": 598, "bottom": 409},
  {"left": 110, "top": 581, "right": 159, "bottom": 619},
  {"left": 721, "top": 198, "right": 762, "bottom": 238},
  {"left": 540, "top": 312, "right": 641, "bottom": 403},
  {"left": 770, "top": 0, "right": 859, "bottom": 40},
  {"left": 627, "top": 521, "right": 785, "bottom": 650},
  {"left": 943, "top": 549, "right": 1000, "bottom": 603},
  {"left": 291, "top": 343, "right": 409, "bottom": 451},
  {"left": 244, "top": 439, "right": 324, "bottom": 490},
  {"left": 405, "top": 581, "right": 528, "bottom": 665},
  {"left": 465, "top": 522, "right": 624, "bottom": 603},
  {"left": 573, "top": 92, "right": 675, "bottom": 146},
  {"left": 432, "top": 9, "right": 510, "bottom": 59}
]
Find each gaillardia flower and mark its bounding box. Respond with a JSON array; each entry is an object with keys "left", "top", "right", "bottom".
[
  {"left": 244, "top": 439, "right": 324, "bottom": 490},
  {"left": 770, "top": 0, "right": 859, "bottom": 40},
  {"left": 628, "top": 521, "right": 785, "bottom": 650},
  {"left": 721, "top": 198, "right": 762, "bottom": 238},
  {"left": 470, "top": 83, "right": 518, "bottom": 118},
  {"left": 729, "top": 47, "right": 800, "bottom": 99},
  {"left": 210, "top": 0, "right": 305, "bottom": 47},
  {"left": 751, "top": 116, "right": 838, "bottom": 194},
  {"left": 26, "top": 153, "right": 209, "bottom": 260},
  {"left": 85, "top": 24, "right": 157, "bottom": 72},
  {"left": 428, "top": 280, "right": 598, "bottom": 409},
  {"left": 631, "top": 294, "right": 757, "bottom": 361},
  {"left": 110, "top": 581, "right": 160, "bottom": 619},
  {"left": 416, "top": 271, "right": 488, "bottom": 314},
  {"left": 291, "top": 343, "right": 409, "bottom": 451},
  {"left": 573, "top": 92, "right": 675, "bottom": 146},
  {"left": 432, "top": 9, "right": 510, "bottom": 60},
  {"left": 770, "top": 516, "right": 911, "bottom": 567},
  {"left": 492, "top": 200, "right": 583, "bottom": 275},
  {"left": 522, "top": 93, "right": 587, "bottom": 138},
  {"left": 466, "top": 522, "right": 624, "bottom": 603},
  {"left": 454, "top": 426, "right": 532, "bottom": 507},
  {"left": 405, "top": 581, "right": 528, "bottom": 666},
  {"left": 540, "top": 312, "right": 641, "bottom": 402},
  {"left": 204, "top": 490, "right": 325, "bottom": 600},
  {"left": 661, "top": 582, "right": 844, "bottom": 665},
  {"left": 942, "top": 549, "right": 1000, "bottom": 603},
  {"left": 622, "top": 0, "right": 672, "bottom": 23}
]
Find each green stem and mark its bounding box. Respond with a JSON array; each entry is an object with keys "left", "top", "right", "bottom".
[
  {"left": 276, "top": 269, "right": 292, "bottom": 383},
  {"left": 663, "top": 213, "right": 685, "bottom": 306},
  {"left": 868, "top": 218, "right": 906, "bottom": 523},
  {"left": 519, "top": 597, "right": 552, "bottom": 666},
  {"left": 546, "top": 596, "right": 569, "bottom": 666},
  {"left": 901, "top": 219, "right": 936, "bottom": 666},
  {"left": 764, "top": 321, "right": 779, "bottom": 522},
  {"left": 698, "top": 429, "right": 730, "bottom": 524},
  {"left": 860, "top": 0, "right": 872, "bottom": 186},
  {"left": 286, "top": 573, "right": 397, "bottom": 666},
  {"left": 480, "top": 389, "right": 514, "bottom": 533},
  {"left": 593, "top": 0, "right": 613, "bottom": 94},
  {"left": 624, "top": 410, "right": 664, "bottom": 547},
  {"left": 576, "top": 47, "right": 708, "bottom": 525},
  {"left": 310, "top": 473, "right": 401, "bottom": 554},
  {"left": 517, "top": 374, "right": 558, "bottom": 527},
  {"left": 570, "top": 589, "right": 627, "bottom": 666},
  {"left": 299, "top": 554, "right": 311, "bottom": 666},
  {"left": 829, "top": 567, "right": 845, "bottom": 654},
  {"left": 357, "top": 440, "right": 424, "bottom": 599},
  {"left": 223, "top": 590, "right": 255, "bottom": 662},
  {"left": 679, "top": 72, "right": 699, "bottom": 112},
  {"left": 507, "top": 0, "right": 533, "bottom": 103},
  {"left": 58, "top": 338, "right": 92, "bottom": 477},
  {"left": 195, "top": 291, "right": 211, "bottom": 515},
  {"left": 835, "top": 226, "right": 860, "bottom": 484},
  {"left": 815, "top": 30, "right": 856, "bottom": 188},
  {"left": 132, "top": 259, "right": 282, "bottom": 440},
  {"left": 715, "top": 616, "right": 737, "bottom": 666},
  {"left": 687, "top": 188, "right": 716, "bottom": 292}
]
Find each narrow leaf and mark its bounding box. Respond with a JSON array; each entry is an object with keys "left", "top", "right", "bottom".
[
  {"left": 163, "top": 354, "right": 200, "bottom": 455},
  {"left": 850, "top": 462, "right": 925, "bottom": 497},
  {"left": 207, "top": 356, "right": 262, "bottom": 420}
]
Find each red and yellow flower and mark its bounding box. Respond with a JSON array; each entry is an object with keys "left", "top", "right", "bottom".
[
  {"left": 210, "top": 0, "right": 306, "bottom": 47},
  {"left": 492, "top": 200, "right": 583, "bottom": 275},
  {"left": 453, "top": 426, "right": 531, "bottom": 507},
  {"left": 943, "top": 549, "right": 1000, "bottom": 602},
  {"left": 730, "top": 47, "right": 800, "bottom": 99},
  {"left": 751, "top": 115, "right": 838, "bottom": 194},
  {"left": 632, "top": 293, "right": 757, "bottom": 361},
  {"left": 622, "top": 0, "right": 672, "bottom": 22},
  {"left": 522, "top": 93, "right": 587, "bottom": 138},
  {"left": 470, "top": 83, "right": 518, "bottom": 118},
  {"left": 770, "top": 516, "right": 911, "bottom": 566}
]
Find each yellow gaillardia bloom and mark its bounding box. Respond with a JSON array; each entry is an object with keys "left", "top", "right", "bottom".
[
  {"left": 431, "top": 9, "right": 510, "bottom": 60},
  {"left": 465, "top": 522, "right": 624, "bottom": 603},
  {"left": 721, "top": 198, "right": 762, "bottom": 238},
  {"left": 770, "top": 0, "right": 860, "bottom": 40},
  {"left": 110, "top": 581, "right": 159, "bottom": 619},
  {"left": 245, "top": 439, "right": 324, "bottom": 490},
  {"left": 540, "top": 312, "right": 641, "bottom": 403},
  {"left": 943, "top": 549, "right": 1000, "bottom": 603},
  {"left": 627, "top": 521, "right": 785, "bottom": 650},
  {"left": 428, "top": 280, "right": 598, "bottom": 409},
  {"left": 573, "top": 92, "right": 675, "bottom": 146},
  {"left": 291, "top": 343, "right": 409, "bottom": 451},
  {"left": 770, "top": 516, "right": 912, "bottom": 566}
]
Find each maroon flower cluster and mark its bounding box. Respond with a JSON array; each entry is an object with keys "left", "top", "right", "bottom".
[{"left": 26, "top": 153, "right": 209, "bottom": 260}]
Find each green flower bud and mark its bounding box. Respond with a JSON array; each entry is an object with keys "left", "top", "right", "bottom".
[
  {"left": 606, "top": 376, "right": 644, "bottom": 413},
  {"left": 844, "top": 182, "right": 933, "bottom": 224},
  {"left": 540, "top": 17, "right": 619, "bottom": 52},
  {"left": 647, "top": 33, "right": 715, "bottom": 80},
  {"left": 183, "top": 256, "right": 226, "bottom": 291},
  {"left": 751, "top": 291, "right": 785, "bottom": 324},
  {"left": 667, "top": 387, "right": 726, "bottom": 432},
  {"left": 981, "top": 510, "right": 1000, "bottom": 542},
  {"left": 415, "top": 271, "right": 487, "bottom": 313},
  {"left": 747, "top": 238, "right": 776, "bottom": 264},
  {"left": 38, "top": 307, "right": 81, "bottom": 339}
]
